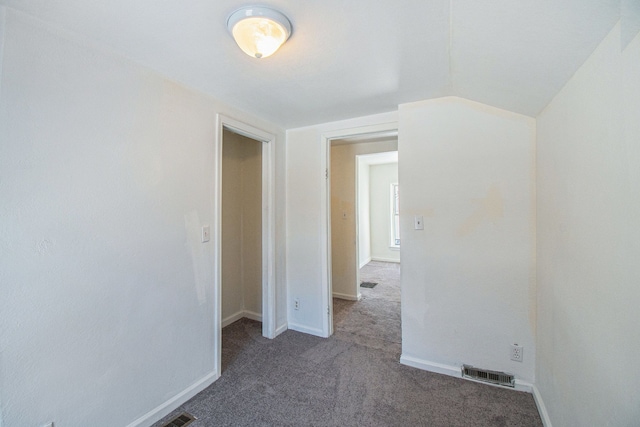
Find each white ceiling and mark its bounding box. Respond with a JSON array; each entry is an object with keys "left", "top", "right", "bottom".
[{"left": 1, "top": 0, "right": 621, "bottom": 128}]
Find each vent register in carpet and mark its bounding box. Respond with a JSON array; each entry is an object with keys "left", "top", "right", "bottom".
[{"left": 360, "top": 281, "right": 378, "bottom": 288}]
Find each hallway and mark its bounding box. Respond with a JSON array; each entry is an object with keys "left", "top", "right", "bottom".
[{"left": 333, "top": 261, "right": 401, "bottom": 354}]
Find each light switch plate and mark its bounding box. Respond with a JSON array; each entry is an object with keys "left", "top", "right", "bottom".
[
  {"left": 414, "top": 215, "right": 424, "bottom": 230},
  {"left": 202, "top": 225, "right": 210, "bottom": 243}
]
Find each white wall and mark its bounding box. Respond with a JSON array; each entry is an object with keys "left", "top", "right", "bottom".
[
  {"left": 357, "top": 159, "right": 371, "bottom": 268},
  {"left": 286, "top": 112, "right": 398, "bottom": 336},
  {"left": 536, "top": 23, "right": 640, "bottom": 426},
  {"left": 330, "top": 141, "right": 398, "bottom": 300},
  {"left": 0, "top": 8, "right": 5, "bottom": 427},
  {"left": 369, "top": 163, "right": 400, "bottom": 263},
  {"left": 0, "top": 8, "right": 285, "bottom": 427},
  {"left": 221, "top": 130, "right": 262, "bottom": 325},
  {"left": 398, "top": 97, "right": 536, "bottom": 384}
]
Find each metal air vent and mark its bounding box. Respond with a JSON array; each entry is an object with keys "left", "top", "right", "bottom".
[
  {"left": 160, "top": 412, "right": 196, "bottom": 427},
  {"left": 462, "top": 364, "right": 515, "bottom": 387}
]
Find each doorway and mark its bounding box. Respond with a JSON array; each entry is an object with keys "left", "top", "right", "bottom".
[
  {"left": 215, "top": 115, "right": 276, "bottom": 376},
  {"left": 321, "top": 122, "right": 399, "bottom": 337},
  {"left": 221, "top": 128, "right": 262, "bottom": 329}
]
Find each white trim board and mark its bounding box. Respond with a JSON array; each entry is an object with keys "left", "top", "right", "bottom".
[
  {"left": 359, "top": 257, "right": 372, "bottom": 269},
  {"left": 532, "top": 385, "right": 553, "bottom": 427},
  {"left": 125, "top": 371, "right": 218, "bottom": 427},
  {"left": 400, "top": 354, "right": 460, "bottom": 378},
  {"left": 222, "top": 310, "right": 263, "bottom": 328},
  {"left": 275, "top": 323, "right": 288, "bottom": 337},
  {"left": 371, "top": 257, "right": 400, "bottom": 263},
  {"left": 288, "top": 322, "right": 325, "bottom": 338},
  {"left": 332, "top": 292, "right": 360, "bottom": 301}
]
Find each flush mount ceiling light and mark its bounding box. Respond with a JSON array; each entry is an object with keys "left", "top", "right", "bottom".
[{"left": 227, "top": 6, "right": 292, "bottom": 59}]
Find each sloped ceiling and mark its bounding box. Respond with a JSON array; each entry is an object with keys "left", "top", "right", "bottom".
[{"left": 0, "top": 0, "right": 622, "bottom": 128}]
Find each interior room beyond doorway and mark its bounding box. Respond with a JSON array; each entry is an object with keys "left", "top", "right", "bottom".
[
  {"left": 221, "top": 129, "right": 263, "bottom": 330},
  {"left": 330, "top": 137, "right": 399, "bottom": 303}
]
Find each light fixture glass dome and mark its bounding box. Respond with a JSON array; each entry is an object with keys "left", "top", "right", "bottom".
[{"left": 227, "top": 7, "right": 292, "bottom": 59}]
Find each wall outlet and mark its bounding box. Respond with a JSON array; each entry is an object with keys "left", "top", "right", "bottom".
[
  {"left": 510, "top": 344, "right": 523, "bottom": 362},
  {"left": 294, "top": 298, "right": 300, "bottom": 310}
]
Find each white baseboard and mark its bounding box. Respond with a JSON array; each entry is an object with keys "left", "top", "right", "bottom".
[
  {"left": 371, "top": 257, "right": 400, "bottom": 264},
  {"left": 333, "top": 292, "right": 359, "bottom": 301},
  {"left": 243, "top": 310, "right": 262, "bottom": 322},
  {"left": 400, "top": 354, "right": 461, "bottom": 378},
  {"left": 288, "top": 322, "right": 325, "bottom": 337},
  {"left": 222, "top": 311, "right": 244, "bottom": 328},
  {"left": 359, "top": 257, "right": 372, "bottom": 268},
  {"left": 222, "top": 310, "right": 263, "bottom": 328},
  {"left": 513, "top": 379, "right": 533, "bottom": 393},
  {"left": 532, "top": 385, "right": 553, "bottom": 427},
  {"left": 125, "top": 370, "right": 218, "bottom": 427},
  {"left": 275, "top": 322, "right": 288, "bottom": 337}
]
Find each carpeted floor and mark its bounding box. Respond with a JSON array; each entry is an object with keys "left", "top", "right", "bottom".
[{"left": 153, "top": 261, "right": 542, "bottom": 427}]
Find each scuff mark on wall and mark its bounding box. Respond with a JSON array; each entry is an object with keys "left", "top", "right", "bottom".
[{"left": 456, "top": 183, "right": 503, "bottom": 237}]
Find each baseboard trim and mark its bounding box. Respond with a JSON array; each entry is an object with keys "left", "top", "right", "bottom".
[
  {"left": 371, "top": 257, "right": 400, "bottom": 264},
  {"left": 243, "top": 310, "right": 262, "bottom": 322},
  {"left": 332, "top": 292, "right": 359, "bottom": 301},
  {"left": 513, "top": 379, "right": 533, "bottom": 393},
  {"left": 288, "top": 322, "right": 325, "bottom": 337},
  {"left": 275, "top": 322, "right": 288, "bottom": 337},
  {"left": 222, "top": 310, "right": 262, "bottom": 328},
  {"left": 222, "top": 311, "right": 244, "bottom": 328},
  {"left": 532, "top": 385, "right": 553, "bottom": 427},
  {"left": 125, "top": 370, "right": 218, "bottom": 427},
  {"left": 359, "top": 257, "right": 372, "bottom": 268},
  {"left": 399, "top": 354, "right": 460, "bottom": 378}
]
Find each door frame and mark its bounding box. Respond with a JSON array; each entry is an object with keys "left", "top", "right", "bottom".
[
  {"left": 214, "top": 114, "right": 277, "bottom": 374},
  {"left": 320, "top": 121, "right": 398, "bottom": 337}
]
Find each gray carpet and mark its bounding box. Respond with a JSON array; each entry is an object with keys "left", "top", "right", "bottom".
[{"left": 153, "top": 261, "right": 542, "bottom": 427}]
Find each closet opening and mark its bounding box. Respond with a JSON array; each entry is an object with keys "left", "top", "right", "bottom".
[
  {"left": 221, "top": 127, "right": 262, "bottom": 326},
  {"left": 214, "top": 115, "right": 276, "bottom": 375}
]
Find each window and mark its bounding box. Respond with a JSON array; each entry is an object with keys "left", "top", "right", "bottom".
[{"left": 390, "top": 183, "right": 400, "bottom": 248}]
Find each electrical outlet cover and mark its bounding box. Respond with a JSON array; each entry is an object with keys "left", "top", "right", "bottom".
[{"left": 510, "top": 344, "right": 523, "bottom": 362}]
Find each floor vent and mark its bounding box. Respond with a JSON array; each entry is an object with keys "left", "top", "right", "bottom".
[
  {"left": 160, "top": 412, "right": 196, "bottom": 427},
  {"left": 462, "top": 365, "right": 515, "bottom": 387}
]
